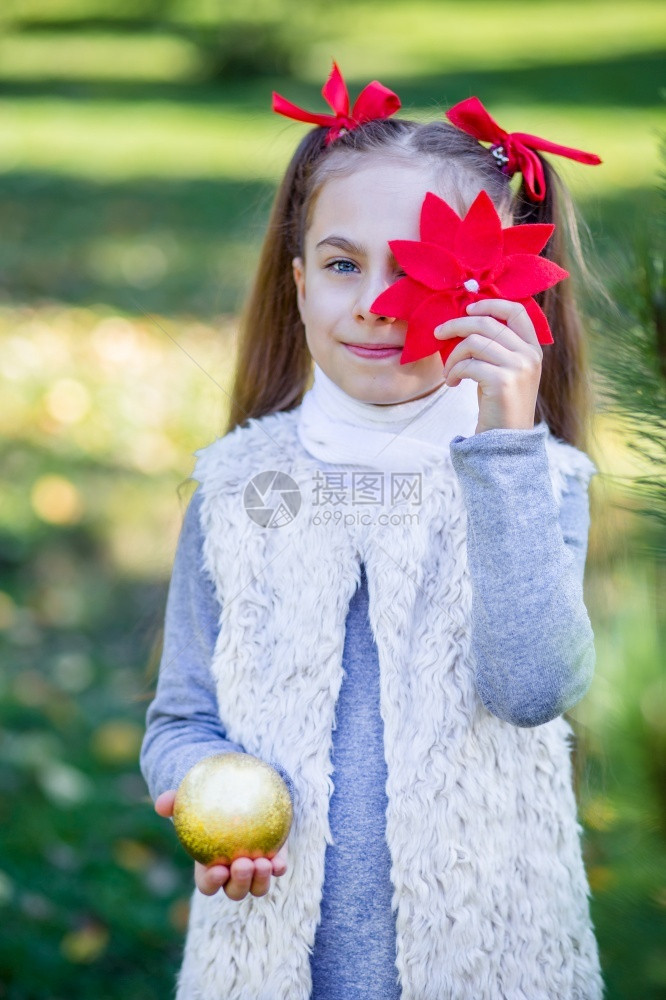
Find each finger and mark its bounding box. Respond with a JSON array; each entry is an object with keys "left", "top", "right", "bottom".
[
  {"left": 271, "top": 845, "right": 288, "bottom": 878},
  {"left": 154, "top": 790, "right": 177, "bottom": 818},
  {"left": 465, "top": 299, "right": 539, "bottom": 345},
  {"left": 224, "top": 857, "right": 255, "bottom": 902},
  {"left": 446, "top": 348, "right": 541, "bottom": 388},
  {"left": 438, "top": 320, "right": 542, "bottom": 383},
  {"left": 249, "top": 858, "right": 273, "bottom": 897},
  {"left": 435, "top": 315, "right": 510, "bottom": 341},
  {"left": 443, "top": 358, "right": 493, "bottom": 387},
  {"left": 442, "top": 333, "right": 514, "bottom": 377},
  {"left": 435, "top": 300, "right": 537, "bottom": 347},
  {"left": 195, "top": 861, "right": 230, "bottom": 897}
]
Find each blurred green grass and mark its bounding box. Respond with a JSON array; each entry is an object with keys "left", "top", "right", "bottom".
[
  {"left": 0, "top": 101, "right": 660, "bottom": 317},
  {"left": 0, "top": 1, "right": 664, "bottom": 996}
]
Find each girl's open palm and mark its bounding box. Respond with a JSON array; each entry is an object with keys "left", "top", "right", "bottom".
[{"left": 154, "top": 789, "right": 289, "bottom": 900}]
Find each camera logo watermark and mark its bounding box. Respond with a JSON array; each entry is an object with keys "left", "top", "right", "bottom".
[
  {"left": 243, "top": 471, "right": 302, "bottom": 528},
  {"left": 244, "top": 469, "right": 422, "bottom": 529}
]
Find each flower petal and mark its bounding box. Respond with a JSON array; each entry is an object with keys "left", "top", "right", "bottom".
[
  {"left": 455, "top": 190, "right": 503, "bottom": 272},
  {"left": 420, "top": 192, "right": 462, "bottom": 247},
  {"left": 401, "top": 294, "right": 462, "bottom": 363},
  {"left": 389, "top": 240, "right": 462, "bottom": 290},
  {"left": 370, "top": 277, "right": 425, "bottom": 319},
  {"left": 497, "top": 254, "right": 569, "bottom": 298},
  {"left": 522, "top": 296, "right": 554, "bottom": 345},
  {"left": 502, "top": 223, "right": 554, "bottom": 257},
  {"left": 437, "top": 339, "right": 464, "bottom": 367}
]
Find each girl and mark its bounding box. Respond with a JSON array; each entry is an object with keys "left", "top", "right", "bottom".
[{"left": 141, "top": 64, "right": 604, "bottom": 1000}]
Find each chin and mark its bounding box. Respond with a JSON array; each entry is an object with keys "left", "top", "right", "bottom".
[
  {"left": 381, "top": 376, "right": 447, "bottom": 405},
  {"left": 355, "top": 381, "right": 445, "bottom": 406}
]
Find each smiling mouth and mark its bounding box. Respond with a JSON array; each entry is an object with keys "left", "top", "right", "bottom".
[
  {"left": 343, "top": 342, "right": 404, "bottom": 357},
  {"left": 344, "top": 343, "right": 403, "bottom": 349}
]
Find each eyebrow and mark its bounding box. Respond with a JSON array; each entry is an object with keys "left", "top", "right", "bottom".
[{"left": 315, "top": 235, "right": 366, "bottom": 255}]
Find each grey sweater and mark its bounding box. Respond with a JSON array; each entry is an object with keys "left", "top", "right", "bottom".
[{"left": 140, "top": 424, "right": 596, "bottom": 999}]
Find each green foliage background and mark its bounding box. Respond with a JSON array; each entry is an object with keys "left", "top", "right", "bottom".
[{"left": 0, "top": 1, "right": 664, "bottom": 997}]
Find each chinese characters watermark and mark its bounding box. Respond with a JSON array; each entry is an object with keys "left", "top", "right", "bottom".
[{"left": 243, "top": 469, "right": 423, "bottom": 529}]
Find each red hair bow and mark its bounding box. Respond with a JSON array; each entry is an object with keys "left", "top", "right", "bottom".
[
  {"left": 272, "top": 61, "right": 401, "bottom": 146},
  {"left": 446, "top": 96, "right": 602, "bottom": 202}
]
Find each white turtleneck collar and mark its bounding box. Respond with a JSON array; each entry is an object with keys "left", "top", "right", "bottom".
[{"left": 297, "top": 363, "right": 479, "bottom": 471}]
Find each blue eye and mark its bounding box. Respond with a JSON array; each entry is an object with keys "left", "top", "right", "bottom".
[{"left": 328, "top": 259, "right": 358, "bottom": 274}]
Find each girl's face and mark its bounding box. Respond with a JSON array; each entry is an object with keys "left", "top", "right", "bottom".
[{"left": 293, "top": 158, "right": 449, "bottom": 405}]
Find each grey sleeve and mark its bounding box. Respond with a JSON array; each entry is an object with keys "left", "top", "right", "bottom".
[
  {"left": 139, "top": 488, "right": 295, "bottom": 802},
  {"left": 449, "top": 424, "right": 597, "bottom": 728}
]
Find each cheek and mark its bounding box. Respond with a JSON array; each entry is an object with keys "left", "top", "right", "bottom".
[
  {"left": 409, "top": 354, "right": 445, "bottom": 379},
  {"left": 301, "top": 278, "right": 341, "bottom": 328}
]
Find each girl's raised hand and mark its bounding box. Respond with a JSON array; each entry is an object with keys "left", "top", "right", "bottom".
[
  {"left": 154, "top": 789, "right": 289, "bottom": 900},
  {"left": 435, "top": 298, "right": 543, "bottom": 436}
]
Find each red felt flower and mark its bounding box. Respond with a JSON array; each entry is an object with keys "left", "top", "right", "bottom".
[
  {"left": 272, "top": 61, "right": 401, "bottom": 145},
  {"left": 370, "top": 190, "right": 568, "bottom": 366}
]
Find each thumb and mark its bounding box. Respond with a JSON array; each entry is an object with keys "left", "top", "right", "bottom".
[
  {"left": 155, "top": 789, "right": 177, "bottom": 818},
  {"left": 271, "top": 837, "right": 289, "bottom": 876}
]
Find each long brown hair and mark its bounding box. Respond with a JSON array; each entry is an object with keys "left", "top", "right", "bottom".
[{"left": 225, "top": 118, "right": 595, "bottom": 453}]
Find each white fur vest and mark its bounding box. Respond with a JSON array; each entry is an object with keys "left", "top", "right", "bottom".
[{"left": 178, "top": 408, "right": 603, "bottom": 1000}]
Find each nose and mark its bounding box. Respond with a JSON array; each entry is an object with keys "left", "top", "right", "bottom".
[{"left": 353, "top": 273, "right": 396, "bottom": 324}]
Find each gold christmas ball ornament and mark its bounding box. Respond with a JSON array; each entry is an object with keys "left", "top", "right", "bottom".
[{"left": 173, "top": 752, "right": 293, "bottom": 866}]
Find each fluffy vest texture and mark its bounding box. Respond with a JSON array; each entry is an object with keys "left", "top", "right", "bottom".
[{"left": 178, "top": 408, "right": 603, "bottom": 1000}]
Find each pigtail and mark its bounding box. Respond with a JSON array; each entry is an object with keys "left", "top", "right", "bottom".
[
  {"left": 224, "top": 129, "right": 327, "bottom": 434},
  {"left": 513, "top": 156, "right": 597, "bottom": 453}
]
